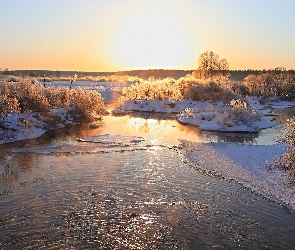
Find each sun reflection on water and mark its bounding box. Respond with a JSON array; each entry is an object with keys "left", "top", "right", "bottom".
[{"left": 124, "top": 116, "right": 201, "bottom": 145}]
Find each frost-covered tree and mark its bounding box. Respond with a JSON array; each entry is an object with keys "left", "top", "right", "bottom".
[
  {"left": 242, "top": 70, "right": 295, "bottom": 99},
  {"left": 193, "top": 51, "right": 230, "bottom": 80}
]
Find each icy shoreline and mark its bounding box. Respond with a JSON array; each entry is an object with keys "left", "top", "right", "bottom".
[
  {"left": 113, "top": 98, "right": 293, "bottom": 132},
  {"left": 178, "top": 140, "right": 295, "bottom": 211}
]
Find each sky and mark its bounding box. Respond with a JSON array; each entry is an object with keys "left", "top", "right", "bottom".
[{"left": 1, "top": 0, "right": 295, "bottom": 72}]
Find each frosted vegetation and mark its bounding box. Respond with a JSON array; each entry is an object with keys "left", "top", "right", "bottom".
[
  {"left": 117, "top": 52, "right": 294, "bottom": 133},
  {"left": 274, "top": 117, "right": 295, "bottom": 177},
  {"left": 0, "top": 77, "right": 106, "bottom": 133},
  {"left": 36, "top": 74, "right": 143, "bottom": 84}
]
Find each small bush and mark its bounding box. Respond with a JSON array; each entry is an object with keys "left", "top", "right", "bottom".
[
  {"left": 69, "top": 87, "right": 105, "bottom": 119},
  {"left": 119, "top": 77, "right": 182, "bottom": 102},
  {"left": 176, "top": 75, "right": 235, "bottom": 101},
  {"left": 1, "top": 77, "right": 49, "bottom": 112},
  {"left": 0, "top": 94, "right": 20, "bottom": 126},
  {"left": 226, "top": 99, "right": 261, "bottom": 127},
  {"left": 43, "top": 86, "right": 70, "bottom": 108},
  {"left": 274, "top": 117, "right": 295, "bottom": 176}
]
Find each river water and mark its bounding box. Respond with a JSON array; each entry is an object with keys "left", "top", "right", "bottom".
[{"left": 1, "top": 112, "right": 295, "bottom": 249}]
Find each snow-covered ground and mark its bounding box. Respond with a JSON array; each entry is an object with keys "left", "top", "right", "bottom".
[
  {"left": 0, "top": 109, "right": 77, "bottom": 144},
  {"left": 178, "top": 141, "right": 295, "bottom": 210},
  {"left": 113, "top": 98, "right": 288, "bottom": 132},
  {"left": 0, "top": 113, "right": 46, "bottom": 143}
]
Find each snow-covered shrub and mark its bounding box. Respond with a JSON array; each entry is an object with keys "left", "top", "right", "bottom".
[
  {"left": 226, "top": 99, "right": 261, "bottom": 127},
  {"left": 229, "top": 99, "right": 247, "bottom": 109},
  {"left": 219, "top": 111, "right": 234, "bottom": 127},
  {"left": 242, "top": 70, "right": 295, "bottom": 99},
  {"left": 0, "top": 94, "right": 20, "bottom": 126},
  {"left": 274, "top": 117, "right": 295, "bottom": 177},
  {"left": 119, "top": 77, "right": 182, "bottom": 102},
  {"left": 184, "top": 107, "right": 194, "bottom": 117},
  {"left": 1, "top": 77, "right": 49, "bottom": 112},
  {"left": 176, "top": 75, "right": 235, "bottom": 101},
  {"left": 69, "top": 87, "right": 105, "bottom": 119},
  {"left": 231, "top": 81, "right": 249, "bottom": 96},
  {"left": 119, "top": 73, "right": 237, "bottom": 103},
  {"left": 43, "top": 86, "right": 71, "bottom": 108}
]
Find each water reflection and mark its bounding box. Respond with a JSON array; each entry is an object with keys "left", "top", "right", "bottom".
[
  {"left": 1, "top": 149, "right": 295, "bottom": 249},
  {"left": 0, "top": 108, "right": 289, "bottom": 194},
  {"left": 0, "top": 110, "right": 282, "bottom": 196},
  {"left": 0, "top": 153, "right": 39, "bottom": 188}
]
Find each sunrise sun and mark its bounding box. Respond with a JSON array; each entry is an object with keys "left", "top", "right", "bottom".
[{"left": 111, "top": 10, "right": 196, "bottom": 70}]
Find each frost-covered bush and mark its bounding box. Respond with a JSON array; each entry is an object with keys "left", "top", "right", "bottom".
[
  {"left": 180, "top": 99, "right": 261, "bottom": 129},
  {"left": 231, "top": 81, "right": 249, "bottom": 97},
  {"left": 69, "top": 87, "right": 105, "bottom": 119},
  {"left": 0, "top": 77, "right": 107, "bottom": 127},
  {"left": 43, "top": 86, "right": 71, "bottom": 108},
  {"left": 119, "top": 77, "right": 182, "bottom": 102},
  {"left": 226, "top": 99, "right": 261, "bottom": 127},
  {"left": 1, "top": 77, "right": 49, "bottom": 112},
  {"left": 176, "top": 75, "right": 235, "bottom": 101},
  {"left": 242, "top": 70, "right": 295, "bottom": 99},
  {"left": 0, "top": 94, "right": 20, "bottom": 126},
  {"left": 274, "top": 117, "right": 295, "bottom": 176},
  {"left": 119, "top": 75, "right": 237, "bottom": 102}
]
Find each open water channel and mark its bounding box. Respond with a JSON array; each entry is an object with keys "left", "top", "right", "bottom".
[
  {"left": 1, "top": 111, "right": 295, "bottom": 249},
  {"left": 1, "top": 80, "right": 295, "bottom": 249}
]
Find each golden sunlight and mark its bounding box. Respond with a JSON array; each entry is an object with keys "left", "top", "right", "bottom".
[
  {"left": 126, "top": 118, "right": 160, "bottom": 134},
  {"left": 111, "top": 10, "right": 196, "bottom": 69}
]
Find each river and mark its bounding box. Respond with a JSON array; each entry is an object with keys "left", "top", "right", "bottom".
[{"left": 1, "top": 112, "right": 295, "bottom": 249}]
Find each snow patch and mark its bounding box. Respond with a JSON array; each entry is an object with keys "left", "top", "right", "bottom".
[{"left": 179, "top": 141, "right": 295, "bottom": 210}]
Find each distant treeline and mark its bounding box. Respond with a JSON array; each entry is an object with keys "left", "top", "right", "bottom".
[
  {"left": 1, "top": 70, "right": 115, "bottom": 78},
  {"left": 1, "top": 69, "right": 295, "bottom": 81}
]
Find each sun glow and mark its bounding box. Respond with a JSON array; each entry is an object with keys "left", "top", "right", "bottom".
[{"left": 111, "top": 10, "right": 196, "bottom": 70}]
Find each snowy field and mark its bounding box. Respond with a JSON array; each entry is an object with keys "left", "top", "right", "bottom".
[{"left": 2, "top": 80, "right": 295, "bottom": 210}]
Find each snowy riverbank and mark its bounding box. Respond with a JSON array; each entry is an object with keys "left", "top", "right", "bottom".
[
  {"left": 0, "top": 109, "right": 77, "bottom": 144},
  {"left": 178, "top": 141, "right": 295, "bottom": 211},
  {"left": 113, "top": 98, "right": 295, "bottom": 132}
]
